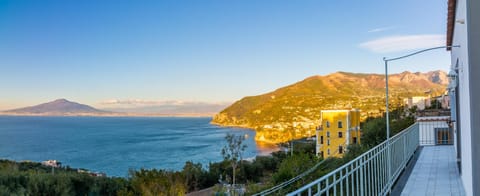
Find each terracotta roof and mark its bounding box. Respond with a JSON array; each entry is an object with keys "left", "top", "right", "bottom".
[{"left": 446, "top": 0, "right": 457, "bottom": 50}]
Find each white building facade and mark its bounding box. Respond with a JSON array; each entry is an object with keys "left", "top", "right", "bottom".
[
  {"left": 403, "top": 96, "right": 430, "bottom": 110},
  {"left": 447, "top": 0, "right": 480, "bottom": 195}
]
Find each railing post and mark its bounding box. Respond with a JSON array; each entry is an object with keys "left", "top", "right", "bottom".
[
  {"left": 404, "top": 133, "right": 407, "bottom": 166},
  {"left": 356, "top": 161, "right": 360, "bottom": 196},
  {"left": 360, "top": 156, "right": 364, "bottom": 196},
  {"left": 317, "top": 183, "right": 320, "bottom": 196},
  {"left": 414, "top": 124, "right": 417, "bottom": 152}
]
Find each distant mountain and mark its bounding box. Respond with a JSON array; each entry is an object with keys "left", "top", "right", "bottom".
[
  {"left": 2, "top": 99, "right": 112, "bottom": 116},
  {"left": 212, "top": 70, "right": 448, "bottom": 144}
]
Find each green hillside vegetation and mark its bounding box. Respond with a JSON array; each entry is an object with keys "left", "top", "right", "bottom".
[
  {"left": 0, "top": 155, "right": 288, "bottom": 195},
  {"left": 212, "top": 71, "right": 447, "bottom": 143},
  {"left": 0, "top": 160, "right": 128, "bottom": 195}
]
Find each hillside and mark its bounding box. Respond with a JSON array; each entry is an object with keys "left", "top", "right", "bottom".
[
  {"left": 2, "top": 99, "right": 112, "bottom": 116},
  {"left": 211, "top": 71, "right": 448, "bottom": 144}
]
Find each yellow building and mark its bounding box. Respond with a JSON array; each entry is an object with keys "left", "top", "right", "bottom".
[{"left": 316, "top": 109, "right": 361, "bottom": 158}]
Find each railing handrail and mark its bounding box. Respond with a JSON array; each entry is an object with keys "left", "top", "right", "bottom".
[
  {"left": 287, "top": 122, "right": 420, "bottom": 195},
  {"left": 253, "top": 140, "right": 348, "bottom": 196}
]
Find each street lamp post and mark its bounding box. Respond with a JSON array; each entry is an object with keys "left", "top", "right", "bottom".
[
  {"left": 383, "top": 45, "right": 459, "bottom": 192},
  {"left": 383, "top": 57, "right": 392, "bottom": 191}
]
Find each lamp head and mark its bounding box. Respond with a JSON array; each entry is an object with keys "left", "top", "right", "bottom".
[
  {"left": 447, "top": 69, "right": 458, "bottom": 89},
  {"left": 448, "top": 70, "right": 457, "bottom": 80}
]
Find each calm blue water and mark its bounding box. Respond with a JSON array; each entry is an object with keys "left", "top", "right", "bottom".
[{"left": 0, "top": 116, "right": 276, "bottom": 177}]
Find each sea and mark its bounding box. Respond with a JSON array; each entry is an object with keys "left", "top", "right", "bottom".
[{"left": 0, "top": 116, "right": 279, "bottom": 177}]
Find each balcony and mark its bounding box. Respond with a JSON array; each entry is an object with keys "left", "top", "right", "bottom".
[
  {"left": 400, "top": 145, "right": 465, "bottom": 195},
  {"left": 288, "top": 118, "right": 466, "bottom": 196}
]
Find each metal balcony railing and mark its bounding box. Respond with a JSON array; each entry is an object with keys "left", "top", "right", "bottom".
[{"left": 288, "top": 123, "right": 420, "bottom": 196}]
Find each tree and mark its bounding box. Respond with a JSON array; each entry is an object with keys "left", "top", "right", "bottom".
[
  {"left": 221, "top": 133, "right": 247, "bottom": 187},
  {"left": 128, "top": 169, "right": 186, "bottom": 196},
  {"left": 272, "top": 153, "right": 316, "bottom": 184},
  {"left": 361, "top": 109, "right": 415, "bottom": 148},
  {"left": 342, "top": 144, "right": 366, "bottom": 161},
  {"left": 182, "top": 161, "right": 203, "bottom": 192},
  {"left": 361, "top": 117, "right": 387, "bottom": 148}
]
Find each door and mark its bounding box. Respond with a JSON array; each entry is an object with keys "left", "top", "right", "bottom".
[{"left": 435, "top": 128, "right": 452, "bottom": 145}]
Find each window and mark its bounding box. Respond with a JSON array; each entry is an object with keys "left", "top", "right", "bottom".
[
  {"left": 327, "top": 149, "right": 330, "bottom": 155},
  {"left": 338, "top": 131, "right": 343, "bottom": 138},
  {"left": 327, "top": 131, "right": 330, "bottom": 137},
  {"left": 320, "top": 151, "right": 324, "bottom": 158},
  {"left": 320, "top": 136, "right": 324, "bottom": 144},
  {"left": 338, "top": 121, "right": 343, "bottom": 128},
  {"left": 338, "top": 146, "right": 343, "bottom": 154},
  {"left": 327, "top": 139, "right": 330, "bottom": 145},
  {"left": 326, "top": 121, "right": 330, "bottom": 128},
  {"left": 353, "top": 137, "right": 357, "bottom": 144}
]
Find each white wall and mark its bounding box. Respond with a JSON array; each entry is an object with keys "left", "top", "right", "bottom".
[
  {"left": 418, "top": 121, "right": 449, "bottom": 146},
  {"left": 451, "top": 0, "right": 473, "bottom": 194}
]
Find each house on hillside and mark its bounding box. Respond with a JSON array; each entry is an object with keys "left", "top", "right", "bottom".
[
  {"left": 41, "top": 160, "right": 61, "bottom": 168},
  {"left": 316, "top": 109, "right": 361, "bottom": 158},
  {"left": 432, "top": 94, "right": 451, "bottom": 109},
  {"left": 403, "top": 96, "right": 430, "bottom": 110}
]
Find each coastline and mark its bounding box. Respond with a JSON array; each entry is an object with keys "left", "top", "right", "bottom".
[
  {"left": 210, "top": 121, "right": 288, "bottom": 145},
  {"left": 209, "top": 121, "right": 253, "bottom": 129},
  {"left": 210, "top": 120, "right": 284, "bottom": 155}
]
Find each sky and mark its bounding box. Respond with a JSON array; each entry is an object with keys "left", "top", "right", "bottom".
[{"left": 0, "top": 0, "right": 452, "bottom": 110}]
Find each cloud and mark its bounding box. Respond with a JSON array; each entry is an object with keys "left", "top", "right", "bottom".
[
  {"left": 99, "top": 99, "right": 230, "bottom": 107},
  {"left": 100, "top": 99, "right": 187, "bottom": 106},
  {"left": 98, "top": 99, "right": 232, "bottom": 114},
  {"left": 367, "top": 26, "right": 396, "bottom": 33},
  {"left": 359, "top": 34, "right": 445, "bottom": 53}
]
